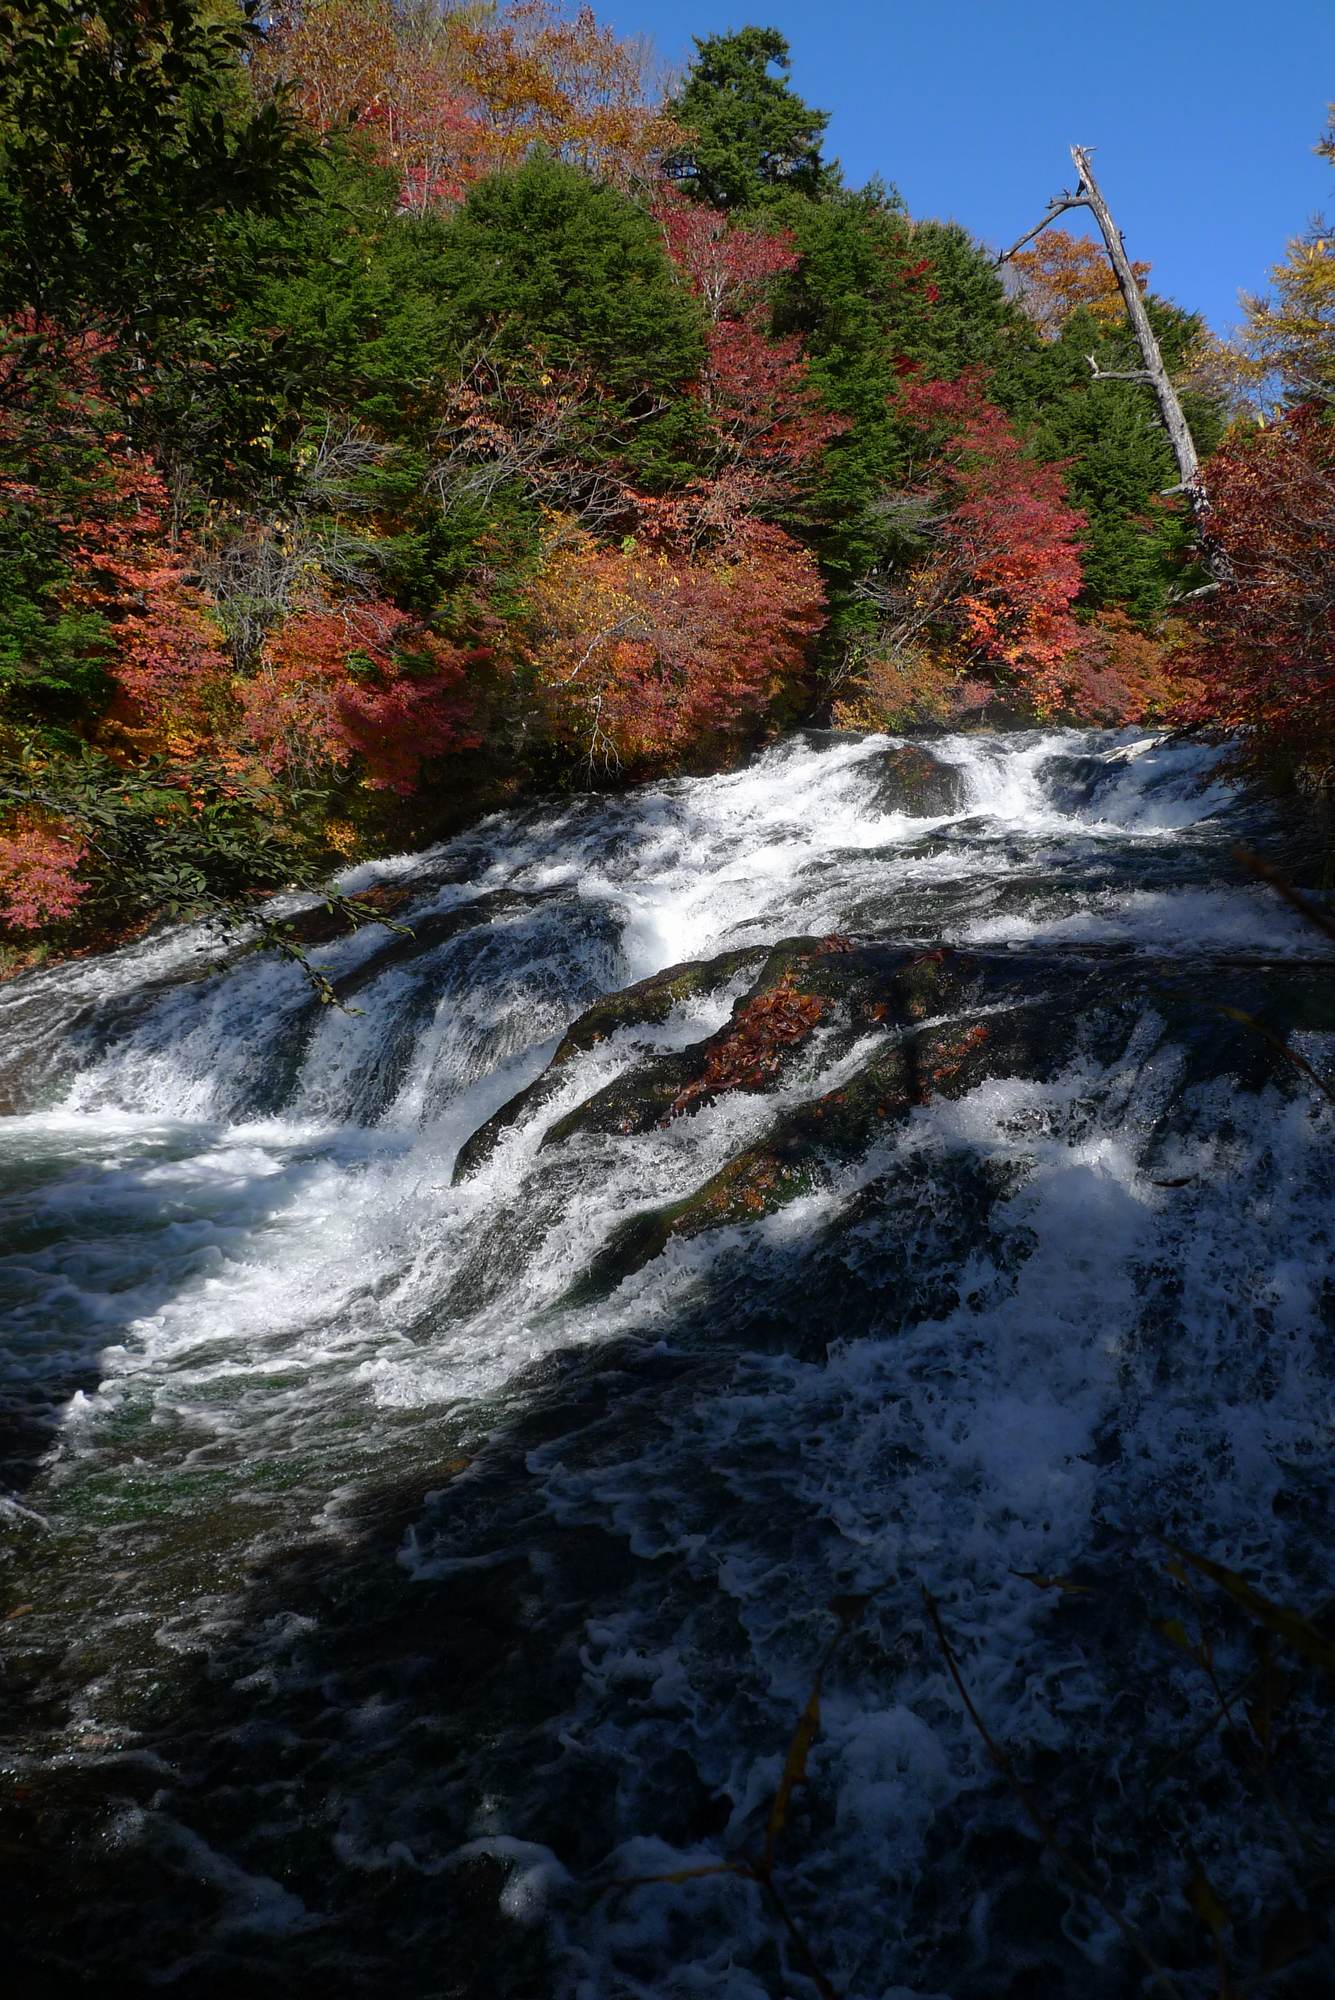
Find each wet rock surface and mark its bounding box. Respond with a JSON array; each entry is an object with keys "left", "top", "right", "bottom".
[{"left": 866, "top": 741, "right": 969, "bottom": 817}]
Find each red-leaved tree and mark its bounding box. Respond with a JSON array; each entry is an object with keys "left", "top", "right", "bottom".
[
  {"left": 1184, "top": 407, "right": 1335, "bottom": 774},
  {"left": 656, "top": 193, "right": 845, "bottom": 535},
  {"left": 242, "top": 599, "right": 483, "bottom": 793},
  {"left": 0, "top": 815, "right": 88, "bottom": 930},
  {"left": 0, "top": 318, "right": 231, "bottom": 752},
  {"left": 861, "top": 374, "right": 1086, "bottom": 710}
]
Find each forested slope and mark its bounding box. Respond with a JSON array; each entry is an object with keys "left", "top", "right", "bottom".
[{"left": 0, "top": 2, "right": 1328, "bottom": 958}]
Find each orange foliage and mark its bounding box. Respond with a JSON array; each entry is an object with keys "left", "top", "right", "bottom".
[
  {"left": 1010, "top": 229, "right": 1150, "bottom": 339},
  {"left": 258, "top": 0, "right": 680, "bottom": 211},
  {"left": 1058, "top": 610, "right": 1201, "bottom": 725},
  {"left": 97, "top": 531, "right": 232, "bottom": 753},
  {"left": 455, "top": 1, "right": 681, "bottom": 192},
  {"left": 242, "top": 599, "right": 482, "bottom": 792},
  {"left": 364, "top": 21, "right": 490, "bottom": 216},
  {"left": 255, "top": 0, "right": 397, "bottom": 135},
  {"left": 832, "top": 644, "right": 992, "bottom": 731},
  {"left": 666, "top": 974, "right": 825, "bottom": 1119},
  {"left": 520, "top": 517, "right": 825, "bottom": 768}
]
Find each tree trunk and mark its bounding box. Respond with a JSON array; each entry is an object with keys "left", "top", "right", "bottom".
[{"left": 1067, "top": 146, "right": 1201, "bottom": 497}]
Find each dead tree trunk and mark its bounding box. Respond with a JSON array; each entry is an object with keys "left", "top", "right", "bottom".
[
  {"left": 1067, "top": 147, "right": 1201, "bottom": 493},
  {"left": 998, "top": 145, "right": 1202, "bottom": 502}
]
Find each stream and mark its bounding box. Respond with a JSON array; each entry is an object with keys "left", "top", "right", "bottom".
[{"left": 2, "top": 727, "right": 1333, "bottom": 1998}]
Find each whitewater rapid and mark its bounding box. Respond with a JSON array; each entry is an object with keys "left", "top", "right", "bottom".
[{"left": 2, "top": 728, "right": 1332, "bottom": 1998}]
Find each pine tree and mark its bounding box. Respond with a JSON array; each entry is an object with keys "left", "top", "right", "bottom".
[
  {"left": 1008, "top": 299, "right": 1227, "bottom": 622},
  {"left": 666, "top": 27, "right": 834, "bottom": 212},
  {"left": 433, "top": 152, "right": 706, "bottom": 486}
]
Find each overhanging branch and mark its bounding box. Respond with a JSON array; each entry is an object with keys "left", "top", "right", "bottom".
[{"left": 994, "top": 192, "right": 1089, "bottom": 268}]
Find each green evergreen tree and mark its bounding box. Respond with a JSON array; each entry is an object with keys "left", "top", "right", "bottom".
[
  {"left": 772, "top": 193, "right": 1042, "bottom": 634},
  {"left": 436, "top": 153, "right": 703, "bottom": 392},
  {"left": 433, "top": 152, "right": 706, "bottom": 487},
  {"left": 0, "top": 0, "right": 311, "bottom": 350},
  {"left": 0, "top": 0, "right": 315, "bottom": 722},
  {"left": 667, "top": 26, "right": 835, "bottom": 212}
]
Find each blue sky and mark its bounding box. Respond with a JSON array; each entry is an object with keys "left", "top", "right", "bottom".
[{"left": 608, "top": 0, "right": 1335, "bottom": 335}]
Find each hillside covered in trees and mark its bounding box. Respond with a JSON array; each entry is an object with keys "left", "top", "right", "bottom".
[{"left": 0, "top": 1, "right": 1329, "bottom": 956}]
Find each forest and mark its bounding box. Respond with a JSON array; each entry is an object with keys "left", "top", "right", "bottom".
[{"left": 1, "top": 0, "right": 1330, "bottom": 961}]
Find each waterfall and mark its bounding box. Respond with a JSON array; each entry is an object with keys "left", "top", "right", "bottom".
[{"left": 2, "top": 728, "right": 1332, "bottom": 1998}]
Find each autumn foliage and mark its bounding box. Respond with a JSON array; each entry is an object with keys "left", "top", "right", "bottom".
[
  {"left": 928, "top": 387, "right": 1085, "bottom": 699},
  {"left": 243, "top": 601, "right": 482, "bottom": 794},
  {"left": 657, "top": 193, "right": 846, "bottom": 527},
  {"left": 521, "top": 517, "right": 826, "bottom": 768},
  {"left": 0, "top": 6, "right": 1279, "bottom": 951},
  {"left": 258, "top": 0, "right": 681, "bottom": 210},
  {"left": 0, "top": 330, "right": 229, "bottom": 748},
  {"left": 0, "top": 814, "right": 87, "bottom": 929},
  {"left": 1062, "top": 609, "right": 1200, "bottom": 726},
  {"left": 666, "top": 972, "right": 825, "bottom": 1119},
  {"left": 1184, "top": 408, "right": 1335, "bottom": 771},
  {"left": 1010, "top": 228, "right": 1150, "bottom": 339},
  {"left": 843, "top": 373, "right": 1086, "bottom": 721}
]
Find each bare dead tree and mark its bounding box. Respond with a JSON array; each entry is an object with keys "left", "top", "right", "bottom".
[{"left": 998, "top": 145, "right": 1203, "bottom": 503}]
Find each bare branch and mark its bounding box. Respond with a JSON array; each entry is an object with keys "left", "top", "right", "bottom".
[
  {"left": 994, "top": 192, "right": 1090, "bottom": 268},
  {"left": 1086, "top": 354, "right": 1154, "bottom": 384}
]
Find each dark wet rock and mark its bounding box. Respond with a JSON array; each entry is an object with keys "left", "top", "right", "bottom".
[
  {"left": 530, "top": 939, "right": 977, "bottom": 1150},
  {"left": 765, "top": 725, "right": 866, "bottom": 756},
  {"left": 449, "top": 1067, "right": 571, "bottom": 1183},
  {"left": 549, "top": 946, "right": 1335, "bottom": 1308},
  {"left": 1035, "top": 751, "right": 1119, "bottom": 815},
  {"left": 867, "top": 743, "right": 967, "bottom": 818},
  {"left": 451, "top": 947, "right": 766, "bottom": 1181},
  {"left": 276, "top": 880, "right": 420, "bottom": 950},
  {"left": 559, "top": 985, "right": 1080, "bottom": 1307},
  {"left": 550, "top": 946, "right": 767, "bottom": 1065}
]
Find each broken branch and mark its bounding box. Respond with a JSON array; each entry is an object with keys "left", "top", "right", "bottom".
[{"left": 994, "top": 192, "right": 1089, "bottom": 268}]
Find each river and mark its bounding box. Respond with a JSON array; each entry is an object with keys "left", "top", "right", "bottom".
[{"left": 2, "top": 728, "right": 1333, "bottom": 1997}]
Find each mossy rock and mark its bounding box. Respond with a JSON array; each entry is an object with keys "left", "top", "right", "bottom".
[
  {"left": 554, "top": 945, "right": 1335, "bottom": 1312},
  {"left": 548, "top": 946, "right": 766, "bottom": 1065},
  {"left": 536, "top": 940, "right": 988, "bottom": 1152}
]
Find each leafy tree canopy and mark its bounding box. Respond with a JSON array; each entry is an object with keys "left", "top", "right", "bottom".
[
  {"left": 436, "top": 152, "right": 703, "bottom": 384},
  {"left": 667, "top": 26, "right": 834, "bottom": 212},
  {"left": 0, "top": 0, "right": 313, "bottom": 347},
  {"left": 431, "top": 151, "right": 707, "bottom": 481}
]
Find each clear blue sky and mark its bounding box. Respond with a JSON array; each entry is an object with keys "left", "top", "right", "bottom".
[{"left": 608, "top": 0, "right": 1335, "bottom": 335}]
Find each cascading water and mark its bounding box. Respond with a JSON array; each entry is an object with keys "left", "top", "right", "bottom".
[{"left": 2, "top": 728, "right": 1332, "bottom": 1999}]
